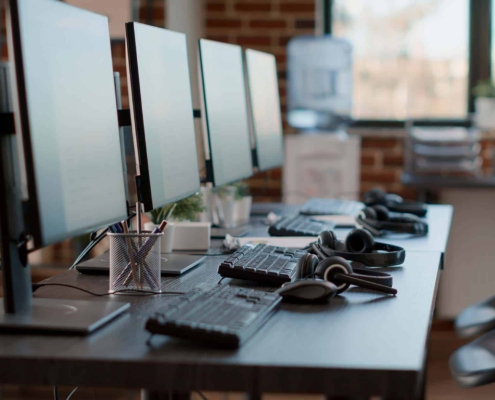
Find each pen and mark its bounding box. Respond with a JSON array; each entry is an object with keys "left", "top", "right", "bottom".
[
  {"left": 121, "top": 220, "right": 167, "bottom": 288},
  {"left": 122, "top": 221, "right": 140, "bottom": 289}
]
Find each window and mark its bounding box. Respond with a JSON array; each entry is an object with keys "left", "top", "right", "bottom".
[{"left": 331, "top": 0, "right": 470, "bottom": 120}]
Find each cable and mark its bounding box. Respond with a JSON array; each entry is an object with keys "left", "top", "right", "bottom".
[
  {"left": 196, "top": 391, "right": 208, "bottom": 400},
  {"left": 69, "top": 228, "right": 109, "bottom": 270},
  {"left": 53, "top": 386, "right": 60, "bottom": 400},
  {"left": 70, "top": 212, "right": 136, "bottom": 270},
  {"left": 66, "top": 387, "right": 78, "bottom": 400},
  {"left": 33, "top": 283, "right": 184, "bottom": 297}
]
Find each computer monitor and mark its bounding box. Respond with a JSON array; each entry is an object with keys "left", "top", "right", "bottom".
[
  {"left": 125, "top": 23, "right": 200, "bottom": 212},
  {"left": 2, "top": 0, "right": 129, "bottom": 333},
  {"left": 244, "top": 49, "right": 284, "bottom": 172},
  {"left": 9, "top": 0, "right": 128, "bottom": 249},
  {"left": 198, "top": 39, "right": 253, "bottom": 187}
]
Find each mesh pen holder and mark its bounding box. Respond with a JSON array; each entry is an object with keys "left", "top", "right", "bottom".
[{"left": 108, "top": 232, "right": 163, "bottom": 294}]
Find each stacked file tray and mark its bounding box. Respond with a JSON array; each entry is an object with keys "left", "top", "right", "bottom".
[{"left": 405, "top": 126, "right": 482, "bottom": 177}]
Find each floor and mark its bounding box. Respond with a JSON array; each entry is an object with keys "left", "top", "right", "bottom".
[{"left": 1, "top": 323, "right": 493, "bottom": 400}]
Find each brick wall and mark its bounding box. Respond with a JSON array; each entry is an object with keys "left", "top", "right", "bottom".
[
  {"left": 112, "top": 0, "right": 165, "bottom": 109},
  {"left": 2, "top": 1, "right": 493, "bottom": 206},
  {"left": 205, "top": 0, "right": 315, "bottom": 201}
]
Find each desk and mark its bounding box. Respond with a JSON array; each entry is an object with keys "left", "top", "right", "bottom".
[
  {"left": 247, "top": 204, "right": 453, "bottom": 255},
  {"left": 0, "top": 251, "right": 442, "bottom": 400}
]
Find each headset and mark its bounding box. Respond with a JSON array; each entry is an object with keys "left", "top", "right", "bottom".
[
  {"left": 364, "top": 188, "right": 428, "bottom": 217},
  {"left": 311, "top": 229, "right": 406, "bottom": 267},
  {"left": 295, "top": 253, "right": 397, "bottom": 295},
  {"left": 356, "top": 205, "right": 429, "bottom": 237}
]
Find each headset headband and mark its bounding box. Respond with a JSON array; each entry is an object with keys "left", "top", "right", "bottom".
[
  {"left": 356, "top": 214, "right": 429, "bottom": 237},
  {"left": 385, "top": 200, "right": 427, "bottom": 217},
  {"left": 313, "top": 242, "right": 405, "bottom": 267}
]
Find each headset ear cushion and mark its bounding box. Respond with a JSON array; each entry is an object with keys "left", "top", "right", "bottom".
[
  {"left": 345, "top": 228, "right": 375, "bottom": 253},
  {"left": 315, "top": 256, "right": 353, "bottom": 294},
  {"left": 372, "top": 205, "right": 389, "bottom": 221},
  {"left": 364, "top": 187, "right": 387, "bottom": 204},
  {"left": 362, "top": 207, "right": 377, "bottom": 220},
  {"left": 318, "top": 230, "right": 337, "bottom": 248},
  {"left": 295, "top": 253, "right": 319, "bottom": 279}
]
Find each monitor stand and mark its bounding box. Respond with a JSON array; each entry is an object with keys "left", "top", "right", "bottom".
[
  {"left": 0, "top": 111, "right": 129, "bottom": 336},
  {"left": 0, "top": 298, "right": 130, "bottom": 335}
]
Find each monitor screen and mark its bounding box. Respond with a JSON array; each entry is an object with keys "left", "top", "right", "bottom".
[
  {"left": 198, "top": 39, "right": 253, "bottom": 187},
  {"left": 245, "top": 49, "right": 284, "bottom": 172},
  {"left": 126, "top": 23, "right": 200, "bottom": 212},
  {"left": 8, "top": 0, "right": 128, "bottom": 247}
]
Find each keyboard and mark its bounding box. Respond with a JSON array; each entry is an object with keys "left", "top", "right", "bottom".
[
  {"left": 268, "top": 214, "right": 336, "bottom": 236},
  {"left": 218, "top": 243, "right": 307, "bottom": 285},
  {"left": 300, "top": 198, "right": 364, "bottom": 216},
  {"left": 145, "top": 284, "right": 281, "bottom": 348}
]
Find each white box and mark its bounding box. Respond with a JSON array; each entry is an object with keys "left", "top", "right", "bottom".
[{"left": 172, "top": 222, "right": 211, "bottom": 251}]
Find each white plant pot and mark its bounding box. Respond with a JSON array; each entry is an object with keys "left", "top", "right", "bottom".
[
  {"left": 233, "top": 196, "right": 252, "bottom": 225},
  {"left": 475, "top": 97, "right": 495, "bottom": 130},
  {"left": 218, "top": 186, "right": 237, "bottom": 228},
  {"left": 144, "top": 222, "right": 175, "bottom": 254}
]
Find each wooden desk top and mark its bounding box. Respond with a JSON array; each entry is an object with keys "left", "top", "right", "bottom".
[{"left": 0, "top": 251, "right": 442, "bottom": 399}]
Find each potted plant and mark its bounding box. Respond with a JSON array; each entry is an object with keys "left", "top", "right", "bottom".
[
  {"left": 473, "top": 80, "right": 495, "bottom": 130},
  {"left": 214, "top": 181, "right": 252, "bottom": 227},
  {"left": 145, "top": 193, "right": 206, "bottom": 252}
]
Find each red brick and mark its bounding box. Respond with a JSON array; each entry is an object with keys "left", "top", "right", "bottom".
[
  {"left": 206, "top": 35, "right": 231, "bottom": 43},
  {"left": 206, "top": 2, "right": 227, "bottom": 12},
  {"left": 1, "top": 43, "right": 8, "bottom": 61},
  {"left": 139, "top": 3, "right": 164, "bottom": 23},
  {"left": 362, "top": 138, "right": 400, "bottom": 149},
  {"left": 383, "top": 154, "right": 404, "bottom": 167},
  {"left": 278, "top": 35, "right": 293, "bottom": 47},
  {"left": 481, "top": 139, "right": 494, "bottom": 151},
  {"left": 361, "top": 154, "right": 376, "bottom": 166},
  {"left": 394, "top": 187, "right": 418, "bottom": 201},
  {"left": 250, "top": 187, "right": 282, "bottom": 198},
  {"left": 294, "top": 19, "right": 315, "bottom": 29},
  {"left": 111, "top": 42, "right": 125, "bottom": 59},
  {"left": 235, "top": 35, "right": 271, "bottom": 46},
  {"left": 250, "top": 19, "right": 287, "bottom": 29},
  {"left": 207, "top": 18, "right": 242, "bottom": 28},
  {"left": 361, "top": 170, "right": 398, "bottom": 184},
  {"left": 280, "top": 3, "right": 315, "bottom": 13},
  {"left": 267, "top": 168, "right": 282, "bottom": 180},
  {"left": 275, "top": 53, "right": 287, "bottom": 64},
  {"left": 234, "top": 2, "right": 272, "bottom": 12}
]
